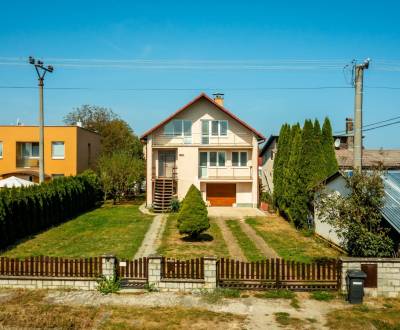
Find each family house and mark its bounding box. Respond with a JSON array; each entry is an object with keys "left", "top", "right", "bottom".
[
  {"left": 259, "top": 118, "right": 400, "bottom": 194},
  {"left": 140, "top": 93, "right": 265, "bottom": 212},
  {"left": 0, "top": 125, "right": 101, "bottom": 183}
]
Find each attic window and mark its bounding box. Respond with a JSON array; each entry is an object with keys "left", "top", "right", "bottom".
[{"left": 164, "top": 120, "right": 192, "bottom": 136}]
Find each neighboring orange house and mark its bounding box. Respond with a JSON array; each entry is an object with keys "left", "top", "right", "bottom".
[{"left": 0, "top": 125, "right": 101, "bottom": 182}]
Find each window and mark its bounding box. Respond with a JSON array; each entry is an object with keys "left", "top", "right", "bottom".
[
  {"left": 232, "top": 151, "right": 248, "bottom": 167},
  {"left": 211, "top": 121, "right": 219, "bottom": 136},
  {"left": 199, "top": 152, "right": 208, "bottom": 167},
  {"left": 20, "top": 142, "right": 39, "bottom": 158},
  {"left": 0, "top": 142, "right": 2, "bottom": 158},
  {"left": 52, "top": 142, "right": 65, "bottom": 159},
  {"left": 164, "top": 120, "right": 192, "bottom": 136},
  {"left": 201, "top": 120, "right": 228, "bottom": 140},
  {"left": 200, "top": 151, "right": 226, "bottom": 167}
]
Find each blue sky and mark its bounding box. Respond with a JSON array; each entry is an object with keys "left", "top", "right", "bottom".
[{"left": 0, "top": 0, "right": 399, "bottom": 148}]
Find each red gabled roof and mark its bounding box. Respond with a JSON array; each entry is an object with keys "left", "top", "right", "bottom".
[{"left": 140, "top": 93, "right": 266, "bottom": 141}]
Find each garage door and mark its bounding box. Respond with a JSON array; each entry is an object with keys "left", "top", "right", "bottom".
[{"left": 206, "top": 183, "right": 236, "bottom": 206}]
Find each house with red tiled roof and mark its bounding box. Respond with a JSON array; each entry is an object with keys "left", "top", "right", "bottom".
[{"left": 141, "top": 93, "right": 265, "bottom": 212}]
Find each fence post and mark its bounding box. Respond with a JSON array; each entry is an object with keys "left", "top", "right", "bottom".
[
  {"left": 101, "top": 255, "right": 116, "bottom": 280},
  {"left": 147, "top": 255, "right": 162, "bottom": 289},
  {"left": 204, "top": 256, "right": 217, "bottom": 290}
]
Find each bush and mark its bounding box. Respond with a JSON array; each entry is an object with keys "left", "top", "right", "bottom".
[
  {"left": 96, "top": 275, "right": 120, "bottom": 295},
  {"left": 200, "top": 288, "right": 241, "bottom": 304},
  {"left": 170, "top": 197, "right": 181, "bottom": 213},
  {"left": 177, "top": 185, "right": 209, "bottom": 238},
  {"left": 0, "top": 172, "right": 103, "bottom": 250}
]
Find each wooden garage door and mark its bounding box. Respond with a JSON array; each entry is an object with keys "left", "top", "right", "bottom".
[{"left": 207, "top": 183, "right": 236, "bottom": 206}]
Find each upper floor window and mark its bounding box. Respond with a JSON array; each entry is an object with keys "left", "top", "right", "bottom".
[
  {"left": 203, "top": 120, "right": 228, "bottom": 137},
  {"left": 200, "top": 151, "right": 226, "bottom": 167},
  {"left": 20, "top": 142, "right": 39, "bottom": 158},
  {"left": 0, "top": 141, "right": 3, "bottom": 158},
  {"left": 52, "top": 141, "right": 65, "bottom": 159},
  {"left": 232, "top": 151, "right": 248, "bottom": 167},
  {"left": 164, "top": 120, "right": 192, "bottom": 136}
]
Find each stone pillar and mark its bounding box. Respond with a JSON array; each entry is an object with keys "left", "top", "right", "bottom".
[
  {"left": 148, "top": 255, "right": 162, "bottom": 287},
  {"left": 203, "top": 256, "right": 217, "bottom": 290},
  {"left": 101, "top": 255, "right": 116, "bottom": 280}
]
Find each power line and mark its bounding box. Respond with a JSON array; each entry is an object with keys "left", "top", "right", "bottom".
[
  {"left": 335, "top": 115, "right": 400, "bottom": 134},
  {"left": 363, "top": 120, "right": 400, "bottom": 132}
]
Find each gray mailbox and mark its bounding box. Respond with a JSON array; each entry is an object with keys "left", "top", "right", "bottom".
[{"left": 346, "top": 269, "right": 367, "bottom": 304}]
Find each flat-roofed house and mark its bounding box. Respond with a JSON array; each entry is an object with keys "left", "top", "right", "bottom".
[
  {"left": 0, "top": 125, "right": 101, "bottom": 182},
  {"left": 140, "top": 93, "right": 265, "bottom": 212}
]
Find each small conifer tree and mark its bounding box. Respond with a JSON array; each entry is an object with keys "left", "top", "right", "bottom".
[
  {"left": 321, "top": 117, "right": 339, "bottom": 177},
  {"left": 177, "top": 185, "right": 210, "bottom": 238}
]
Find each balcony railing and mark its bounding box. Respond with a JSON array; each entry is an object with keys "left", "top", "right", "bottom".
[
  {"left": 16, "top": 157, "right": 39, "bottom": 168},
  {"left": 199, "top": 166, "right": 253, "bottom": 180},
  {"left": 153, "top": 132, "right": 253, "bottom": 147}
]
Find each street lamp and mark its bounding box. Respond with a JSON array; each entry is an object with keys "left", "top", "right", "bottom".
[{"left": 28, "top": 56, "right": 54, "bottom": 183}]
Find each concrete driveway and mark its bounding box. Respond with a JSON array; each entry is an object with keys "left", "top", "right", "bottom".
[{"left": 207, "top": 207, "right": 265, "bottom": 219}]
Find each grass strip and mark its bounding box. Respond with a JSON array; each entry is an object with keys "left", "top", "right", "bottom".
[
  {"left": 225, "top": 220, "right": 264, "bottom": 261},
  {"left": 245, "top": 217, "right": 340, "bottom": 263}
]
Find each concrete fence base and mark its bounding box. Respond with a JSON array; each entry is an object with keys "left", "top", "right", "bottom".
[{"left": 341, "top": 257, "right": 400, "bottom": 298}]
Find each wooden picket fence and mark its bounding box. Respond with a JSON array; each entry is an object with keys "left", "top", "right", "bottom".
[
  {"left": 0, "top": 256, "right": 102, "bottom": 278},
  {"left": 218, "top": 258, "right": 341, "bottom": 290},
  {"left": 117, "top": 257, "right": 148, "bottom": 288},
  {"left": 161, "top": 257, "right": 204, "bottom": 280}
]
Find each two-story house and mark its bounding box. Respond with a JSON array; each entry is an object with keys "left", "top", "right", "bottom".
[
  {"left": 0, "top": 125, "right": 101, "bottom": 182},
  {"left": 140, "top": 93, "right": 265, "bottom": 212}
]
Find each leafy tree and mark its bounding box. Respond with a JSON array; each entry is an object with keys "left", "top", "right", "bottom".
[
  {"left": 316, "top": 170, "right": 393, "bottom": 257},
  {"left": 321, "top": 117, "right": 338, "bottom": 177},
  {"left": 101, "top": 119, "right": 142, "bottom": 157},
  {"left": 64, "top": 105, "right": 142, "bottom": 158},
  {"left": 177, "top": 185, "right": 210, "bottom": 238},
  {"left": 97, "top": 151, "right": 144, "bottom": 204},
  {"left": 63, "top": 105, "right": 118, "bottom": 133}
]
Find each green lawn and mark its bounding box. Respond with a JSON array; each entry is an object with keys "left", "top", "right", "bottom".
[
  {"left": 158, "top": 214, "right": 230, "bottom": 259},
  {"left": 1, "top": 203, "right": 153, "bottom": 259},
  {"left": 246, "top": 216, "right": 341, "bottom": 263},
  {"left": 225, "top": 220, "right": 264, "bottom": 261}
]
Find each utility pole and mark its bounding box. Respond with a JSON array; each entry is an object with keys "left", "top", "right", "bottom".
[
  {"left": 353, "top": 58, "right": 370, "bottom": 170},
  {"left": 29, "top": 57, "right": 54, "bottom": 183}
]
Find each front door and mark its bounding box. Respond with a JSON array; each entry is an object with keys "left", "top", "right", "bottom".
[{"left": 158, "top": 151, "right": 176, "bottom": 178}]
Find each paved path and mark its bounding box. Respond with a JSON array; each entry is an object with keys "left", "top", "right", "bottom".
[
  {"left": 238, "top": 218, "right": 278, "bottom": 258},
  {"left": 208, "top": 207, "right": 265, "bottom": 219},
  {"left": 135, "top": 204, "right": 167, "bottom": 259},
  {"left": 214, "top": 217, "right": 247, "bottom": 261}
]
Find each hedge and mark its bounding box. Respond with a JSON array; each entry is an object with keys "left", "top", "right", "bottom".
[{"left": 0, "top": 170, "right": 103, "bottom": 250}]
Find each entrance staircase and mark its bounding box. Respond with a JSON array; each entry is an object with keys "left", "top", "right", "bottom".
[{"left": 153, "top": 178, "right": 174, "bottom": 213}]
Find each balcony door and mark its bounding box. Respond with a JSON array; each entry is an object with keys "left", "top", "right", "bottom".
[{"left": 158, "top": 151, "right": 176, "bottom": 178}]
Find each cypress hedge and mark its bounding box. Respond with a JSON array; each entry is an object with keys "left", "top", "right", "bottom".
[
  {"left": 0, "top": 170, "right": 103, "bottom": 250},
  {"left": 273, "top": 118, "right": 338, "bottom": 229}
]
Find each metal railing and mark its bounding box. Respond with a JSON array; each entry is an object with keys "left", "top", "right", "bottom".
[
  {"left": 153, "top": 132, "right": 253, "bottom": 146},
  {"left": 199, "top": 166, "right": 253, "bottom": 180},
  {"left": 16, "top": 157, "right": 39, "bottom": 168}
]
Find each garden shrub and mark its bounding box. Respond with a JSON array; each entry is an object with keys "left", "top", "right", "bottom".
[
  {"left": 0, "top": 170, "right": 103, "bottom": 250},
  {"left": 177, "top": 185, "right": 209, "bottom": 238}
]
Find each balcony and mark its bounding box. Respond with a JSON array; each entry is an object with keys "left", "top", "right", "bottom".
[
  {"left": 199, "top": 166, "right": 253, "bottom": 181},
  {"left": 153, "top": 132, "right": 253, "bottom": 147},
  {"left": 16, "top": 157, "right": 39, "bottom": 168}
]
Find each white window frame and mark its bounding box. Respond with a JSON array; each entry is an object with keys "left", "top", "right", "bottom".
[
  {"left": 164, "top": 119, "right": 192, "bottom": 137},
  {"left": 200, "top": 151, "right": 226, "bottom": 167},
  {"left": 201, "top": 120, "right": 228, "bottom": 138},
  {"left": 232, "top": 151, "right": 248, "bottom": 167},
  {"left": 52, "top": 141, "right": 65, "bottom": 160},
  {"left": 0, "top": 141, "right": 3, "bottom": 159}
]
